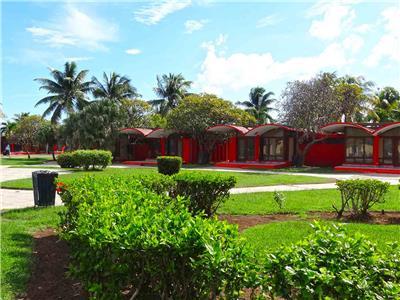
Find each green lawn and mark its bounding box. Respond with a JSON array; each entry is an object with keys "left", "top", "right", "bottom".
[
  {"left": 242, "top": 220, "right": 400, "bottom": 253},
  {"left": 1, "top": 167, "right": 333, "bottom": 189},
  {"left": 1, "top": 206, "right": 65, "bottom": 300},
  {"left": 219, "top": 186, "right": 400, "bottom": 214},
  {"left": 1, "top": 155, "right": 51, "bottom": 166}
]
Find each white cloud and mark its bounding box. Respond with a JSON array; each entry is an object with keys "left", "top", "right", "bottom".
[
  {"left": 185, "top": 19, "right": 208, "bottom": 33},
  {"left": 195, "top": 36, "right": 351, "bottom": 95},
  {"left": 354, "top": 23, "right": 371, "bottom": 34},
  {"left": 256, "top": 14, "right": 282, "bottom": 28},
  {"left": 343, "top": 34, "right": 364, "bottom": 53},
  {"left": 308, "top": 1, "right": 356, "bottom": 40},
  {"left": 365, "top": 6, "right": 400, "bottom": 67},
  {"left": 134, "top": 0, "right": 191, "bottom": 25},
  {"left": 26, "top": 5, "right": 118, "bottom": 51},
  {"left": 125, "top": 48, "right": 141, "bottom": 55},
  {"left": 64, "top": 56, "right": 93, "bottom": 62}
]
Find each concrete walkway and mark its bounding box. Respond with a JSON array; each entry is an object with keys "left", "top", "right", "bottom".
[{"left": 231, "top": 183, "right": 338, "bottom": 194}]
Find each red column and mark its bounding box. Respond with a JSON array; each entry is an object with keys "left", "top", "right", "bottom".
[
  {"left": 11, "top": 143, "right": 15, "bottom": 152},
  {"left": 373, "top": 135, "right": 380, "bottom": 165},
  {"left": 228, "top": 136, "right": 237, "bottom": 162},
  {"left": 182, "top": 138, "right": 191, "bottom": 163},
  {"left": 254, "top": 135, "right": 260, "bottom": 161},
  {"left": 160, "top": 138, "right": 166, "bottom": 156}
]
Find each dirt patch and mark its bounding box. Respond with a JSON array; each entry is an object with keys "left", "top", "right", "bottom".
[
  {"left": 20, "top": 228, "right": 86, "bottom": 300},
  {"left": 220, "top": 211, "right": 400, "bottom": 231}
]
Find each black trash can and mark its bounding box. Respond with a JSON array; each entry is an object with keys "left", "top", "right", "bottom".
[{"left": 32, "top": 170, "right": 58, "bottom": 206}]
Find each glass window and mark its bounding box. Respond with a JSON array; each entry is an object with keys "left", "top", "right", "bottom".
[
  {"left": 382, "top": 138, "right": 393, "bottom": 164},
  {"left": 237, "top": 138, "right": 246, "bottom": 161},
  {"left": 345, "top": 137, "right": 373, "bottom": 163},
  {"left": 261, "top": 137, "right": 285, "bottom": 161}
]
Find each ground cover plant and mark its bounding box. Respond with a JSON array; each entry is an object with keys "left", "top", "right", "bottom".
[
  {"left": 59, "top": 175, "right": 254, "bottom": 299},
  {"left": 260, "top": 222, "right": 400, "bottom": 299},
  {"left": 219, "top": 186, "right": 400, "bottom": 215},
  {"left": 0, "top": 167, "right": 332, "bottom": 190},
  {"left": 0, "top": 206, "right": 65, "bottom": 300}
]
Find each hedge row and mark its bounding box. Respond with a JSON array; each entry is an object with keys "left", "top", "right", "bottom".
[
  {"left": 57, "top": 150, "right": 112, "bottom": 170},
  {"left": 58, "top": 175, "right": 400, "bottom": 299}
]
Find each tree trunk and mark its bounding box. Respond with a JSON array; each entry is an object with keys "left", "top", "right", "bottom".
[{"left": 294, "top": 136, "right": 329, "bottom": 167}]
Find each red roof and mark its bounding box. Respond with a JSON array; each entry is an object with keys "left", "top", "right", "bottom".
[
  {"left": 119, "top": 128, "right": 153, "bottom": 136},
  {"left": 206, "top": 124, "right": 249, "bottom": 135},
  {"left": 373, "top": 122, "right": 400, "bottom": 136},
  {"left": 245, "top": 123, "right": 295, "bottom": 136},
  {"left": 320, "top": 123, "right": 374, "bottom": 135}
]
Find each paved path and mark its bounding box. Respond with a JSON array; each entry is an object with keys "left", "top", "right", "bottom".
[
  {"left": 231, "top": 183, "right": 338, "bottom": 194},
  {"left": 1, "top": 189, "right": 62, "bottom": 210}
]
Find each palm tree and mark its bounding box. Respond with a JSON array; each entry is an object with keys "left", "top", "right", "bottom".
[
  {"left": 92, "top": 72, "right": 140, "bottom": 103},
  {"left": 13, "top": 112, "right": 30, "bottom": 122},
  {"left": 1, "top": 120, "right": 16, "bottom": 137},
  {"left": 149, "top": 73, "right": 192, "bottom": 116},
  {"left": 35, "top": 61, "right": 92, "bottom": 124},
  {"left": 236, "top": 87, "right": 276, "bottom": 124}
]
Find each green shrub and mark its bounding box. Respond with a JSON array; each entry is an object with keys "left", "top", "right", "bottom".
[
  {"left": 335, "top": 179, "right": 390, "bottom": 219},
  {"left": 57, "top": 150, "right": 112, "bottom": 170},
  {"left": 262, "top": 222, "right": 400, "bottom": 299},
  {"left": 173, "top": 173, "right": 236, "bottom": 217},
  {"left": 273, "top": 191, "right": 285, "bottom": 210},
  {"left": 56, "top": 152, "right": 76, "bottom": 168},
  {"left": 157, "top": 156, "right": 182, "bottom": 175},
  {"left": 59, "top": 175, "right": 253, "bottom": 299}
]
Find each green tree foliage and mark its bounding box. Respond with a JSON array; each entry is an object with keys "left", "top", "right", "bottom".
[
  {"left": 61, "top": 99, "right": 152, "bottom": 150},
  {"left": 369, "top": 86, "right": 400, "bottom": 122},
  {"left": 35, "top": 62, "right": 92, "bottom": 123},
  {"left": 11, "top": 115, "right": 47, "bottom": 158},
  {"left": 149, "top": 73, "right": 192, "bottom": 116},
  {"left": 92, "top": 72, "right": 140, "bottom": 103},
  {"left": 166, "top": 93, "right": 256, "bottom": 163},
  {"left": 236, "top": 87, "right": 276, "bottom": 124}
]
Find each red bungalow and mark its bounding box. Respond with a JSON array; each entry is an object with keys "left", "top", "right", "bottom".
[{"left": 321, "top": 122, "right": 400, "bottom": 174}]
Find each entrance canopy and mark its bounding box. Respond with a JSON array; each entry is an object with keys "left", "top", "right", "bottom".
[
  {"left": 119, "top": 128, "right": 153, "bottom": 136},
  {"left": 206, "top": 125, "right": 249, "bottom": 135},
  {"left": 320, "top": 123, "right": 373, "bottom": 135},
  {"left": 373, "top": 122, "right": 400, "bottom": 136},
  {"left": 245, "top": 124, "right": 294, "bottom": 137}
]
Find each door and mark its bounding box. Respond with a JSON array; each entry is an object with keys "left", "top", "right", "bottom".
[{"left": 237, "top": 137, "right": 255, "bottom": 161}]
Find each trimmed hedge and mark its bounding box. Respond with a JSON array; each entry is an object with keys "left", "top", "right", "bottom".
[
  {"left": 56, "top": 152, "right": 75, "bottom": 168},
  {"left": 335, "top": 179, "right": 390, "bottom": 218},
  {"left": 173, "top": 172, "right": 236, "bottom": 217},
  {"left": 57, "top": 150, "right": 112, "bottom": 170},
  {"left": 262, "top": 222, "right": 400, "bottom": 299},
  {"left": 59, "top": 175, "right": 253, "bottom": 299},
  {"left": 157, "top": 156, "right": 182, "bottom": 175}
]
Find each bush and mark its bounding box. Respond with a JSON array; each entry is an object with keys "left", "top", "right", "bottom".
[
  {"left": 273, "top": 191, "right": 285, "bottom": 210},
  {"left": 173, "top": 173, "right": 236, "bottom": 217},
  {"left": 57, "top": 150, "right": 112, "bottom": 170},
  {"left": 262, "top": 222, "right": 400, "bottom": 299},
  {"left": 56, "top": 152, "right": 76, "bottom": 168},
  {"left": 157, "top": 156, "right": 182, "bottom": 175},
  {"left": 335, "top": 179, "right": 390, "bottom": 219},
  {"left": 59, "top": 175, "right": 253, "bottom": 299}
]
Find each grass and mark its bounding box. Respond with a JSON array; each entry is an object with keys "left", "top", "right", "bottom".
[
  {"left": 0, "top": 167, "right": 333, "bottom": 190},
  {"left": 242, "top": 220, "right": 400, "bottom": 253},
  {"left": 219, "top": 186, "right": 400, "bottom": 214},
  {"left": 1, "top": 155, "right": 52, "bottom": 166},
  {"left": 0, "top": 206, "right": 65, "bottom": 300}
]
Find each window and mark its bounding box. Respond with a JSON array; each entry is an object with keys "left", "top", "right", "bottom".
[
  {"left": 167, "top": 135, "right": 182, "bottom": 156},
  {"left": 345, "top": 137, "right": 373, "bottom": 163},
  {"left": 261, "top": 137, "right": 285, "bottom": 161},
  {"left": 237, "top": 137, "right": 255, "bottom": 161},
  {"left": 381, "top": 138, "right": 393, "bottom": 164}
]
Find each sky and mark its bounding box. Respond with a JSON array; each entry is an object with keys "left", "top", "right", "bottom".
[{"left": 2, "top": 0, "right": 400, "bottom": 119}]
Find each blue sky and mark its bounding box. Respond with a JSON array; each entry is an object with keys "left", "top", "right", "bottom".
[{"left": 2, "top": 0, "right": 400, "bottom": 119}]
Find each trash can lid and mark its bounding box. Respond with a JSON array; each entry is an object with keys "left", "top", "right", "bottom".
[{"left": 32, "top": 170, "right": 59, "bottom": 175}]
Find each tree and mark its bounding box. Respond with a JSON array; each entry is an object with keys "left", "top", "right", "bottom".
[
  {"left": 13, "top": 112, "right": 30, "bottom": 122},
  {"left": 92, "top": 72, "right": 140, "bottom": 103},
  {"left": 36, "top": 122, "right": 58, "bottom": 160},
  {"left": 236, "top": 87, "right": 276, "bottom": 124},
  {"left": 11, "top": 115, "right": 46, "bottom": 158},
  {"left": 1, "top": 120, "right": 16, "bottom": 138},
  {"left": 119, "top": 99, "right": 152, "bottom": 128},
  {"left": 335, "top": 75, "right": 375, "bottom": 122},
  {"left": 279, "top": 73, "right": 342, "bottom": 166},
  {"left": 35, "top": 61, "right": 92, "bottom": 123},
  {"left": 149, "top": 73, "right": 192, "bottom": 116},
  {"left": 167, "top": 94, "right": 256, "bottom": 163},
  {"left": 368, "top": 87, "right": 400, "bottom": 122}
]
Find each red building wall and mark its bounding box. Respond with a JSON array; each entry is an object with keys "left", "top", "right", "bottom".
[{"left": 305, "top": 138, "right": 345, "bottom": 167}]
